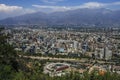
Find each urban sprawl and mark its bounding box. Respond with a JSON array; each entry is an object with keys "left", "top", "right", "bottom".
[{"left": 4, "top": 27, "right": 120, "bottom": 76}]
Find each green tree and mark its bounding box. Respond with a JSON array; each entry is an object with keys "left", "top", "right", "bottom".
[
  {"left": 0, "top": 28, "right": 18, "bottom": 65},
  {"left": 0, "top": 27, "right": 19, "bottom": 80}
]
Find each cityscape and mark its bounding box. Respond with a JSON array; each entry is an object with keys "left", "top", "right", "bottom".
[
  {"left": 2, "top": 26, "right": 120, "bottom": 78},
  {"left": 0, "top": 0, "right": 120, "bottom": 80}
]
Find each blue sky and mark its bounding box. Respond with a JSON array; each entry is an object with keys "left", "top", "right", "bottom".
[
  {"left": 0, "top": 0, "right": 120, "bottom": 19},
  {"left": 0, "top": 0, "right": 120, "bottom": 7}
]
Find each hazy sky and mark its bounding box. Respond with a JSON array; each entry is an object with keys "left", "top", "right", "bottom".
[{"left": 0, "top": 0, "right": 120, "bottom": 19}]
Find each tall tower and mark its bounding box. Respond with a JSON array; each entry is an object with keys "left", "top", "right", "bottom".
[{"left": 103, "top": 47, "right": 106, "bottom": 59}]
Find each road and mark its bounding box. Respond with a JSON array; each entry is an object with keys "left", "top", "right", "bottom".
[
  {"left": 20, "top": 55, "right": 115, "bottom": 64},
  {"left": 20, "top": 55, "right": 87, "bottom": 63}
]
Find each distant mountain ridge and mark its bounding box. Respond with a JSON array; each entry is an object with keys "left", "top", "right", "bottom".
[{"left": 0, "top": 8, "right": 120, "bottom": 27}]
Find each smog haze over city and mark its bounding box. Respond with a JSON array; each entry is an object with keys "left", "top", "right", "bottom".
[{"left": 0, "top": 0, "right": 120, "bottom": 80}]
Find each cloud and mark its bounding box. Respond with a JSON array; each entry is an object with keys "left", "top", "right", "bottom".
[
  {"left": 33, "top": 1, "right": 120, "bottom": 12},
  {"left": 80, "top": 2, "right": 104, "bottom": 8},
  {"left": 80, "top": 2, "right": 120, "bottom": 8},
  {"left": 32, "top": 5, "right": 71, "bottom": 12},
  {"left": 0, "top": 4, "right": 36, "bottom": 14},
  {"left": 32, "top": 2, "right": 105, "bottom": 12},
  {"left": 0, "top": 4, "right": 36, "bottom": 19},
  {"left": 41, "top": 0, "right": 65, "bottom": 4},
  {"left": 0, "top": 4, "right": 23, "bottom": 12}
]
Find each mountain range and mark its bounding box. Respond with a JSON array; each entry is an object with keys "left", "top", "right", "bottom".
[{"left": 0, "top": 8, "right": 120, "bottom": 27}]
